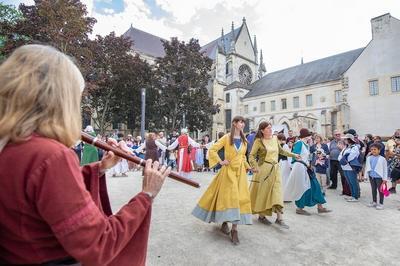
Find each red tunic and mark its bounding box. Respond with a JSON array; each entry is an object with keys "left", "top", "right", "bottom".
[
  {"left": 177, "top": 135, "right": 191, "bottom": 173},
  {"left": 0, "top": 135, "right": 152, "bottom": 266}
]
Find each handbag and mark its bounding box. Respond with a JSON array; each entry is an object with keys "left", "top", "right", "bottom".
[{"left": 379, "top": 183, "right": 390, "bottom": 197}]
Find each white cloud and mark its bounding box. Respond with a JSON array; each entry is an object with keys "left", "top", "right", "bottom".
[{"left": 102, "top": 8, "right": 115, "bottom": 14}]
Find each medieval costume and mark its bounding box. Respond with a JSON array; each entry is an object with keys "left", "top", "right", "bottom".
[
  {"left": 279, "top": 142, "right": 292, "bottom": 198},
  {"left": 168, "top": 129, "right": 200, "bottom": 178},
  {"left": 284, "top": 129, "right": 329, "bottom": 214},
  {"left": 134, "top": 138, "right": 167, "bottom": 163},
  {"left": 0, "top": 135, "right": 152, "bottom": 266},
  {"left": 108, "top": 138, "right": 130, "bottom": 177},
  {"left": 80, "top": 126, "right": 99, "bottom": 166},
  {"left": 192, "top": 134, "right": 252, "bottom": 225},
  {"left": 249, "top": 136, "right": 297, "bottom": 217}
]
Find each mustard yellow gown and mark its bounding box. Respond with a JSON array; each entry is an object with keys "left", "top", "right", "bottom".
[
  {"left": 249, "top": 136, "right": 296, "bottom": 216},
  {"left": 192, "top": 134, "right": 252, "bottom": 224}
]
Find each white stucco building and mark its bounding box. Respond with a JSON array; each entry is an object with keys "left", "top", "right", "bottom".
[{"left": 344, "top": 13, "right": 400, "bottom": 137}]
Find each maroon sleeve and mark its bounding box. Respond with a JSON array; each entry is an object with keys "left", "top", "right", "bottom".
[
  {"left": 31, "top": 148, "right": 152, "bottom": 266},
  {"left": 81, "top": 163, "right": 113, "bottom": 216}
]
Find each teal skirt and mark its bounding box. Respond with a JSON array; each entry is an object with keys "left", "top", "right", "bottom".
[{"left": 295, "top": 176, "right": 326, "bottom": 208}]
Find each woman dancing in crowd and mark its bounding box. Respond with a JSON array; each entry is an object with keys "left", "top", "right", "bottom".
[
  {"left": 248, "top": 122, "right": 299, "bottom": 229},
  {"left": 192, "top": 116, "right": 253, "bottom": 245},
  {"left": 284, "top": 128, "right": 331, "bottom": 215}
]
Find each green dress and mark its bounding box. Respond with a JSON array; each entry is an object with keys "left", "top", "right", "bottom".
[
  {"left": 81, "top": 132, "right": 99, "bottom": 166},
  {"left": 249, "top": 136, "right": 296, "bottom": 216}
]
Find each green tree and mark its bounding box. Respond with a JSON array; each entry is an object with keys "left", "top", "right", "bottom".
[
  {"left": 83, "top": 32, "right": 153, "bottom": 134},
  {"left": 0, "top": 0, "right": 95, "bottom": 72},
  {"left": 0, "top": 3, "right": 23, "bottom": 59},
  {"left": 154, "top": 37, "right": 215, "bottom": 132}
]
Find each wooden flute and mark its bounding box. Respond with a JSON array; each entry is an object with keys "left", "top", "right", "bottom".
[{"left": 81, "top": 132, "right": 200, "bottom": 188}]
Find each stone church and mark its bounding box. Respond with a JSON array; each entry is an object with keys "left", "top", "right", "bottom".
[
  {"left": 122, "top": 17, "right": 266, "bottom": 139},
  {"left": 123, "top": 13, "right": 400, "bottom": 138}
]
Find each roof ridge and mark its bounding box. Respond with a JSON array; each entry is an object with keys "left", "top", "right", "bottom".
[
  {"left": 267, "top": 47, "right": 365, "bottom": 75},
  {"left": 123, "top": 26, "right": 168, "bottom": 42}
]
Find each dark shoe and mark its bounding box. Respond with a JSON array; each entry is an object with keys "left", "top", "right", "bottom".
[
  {"left": 389, "top": 187, "right": 397, "bottom": 194},
  {"left": 220, "top": 222, "right": 230, "bottom": 235},
  {"left": 275, "top": 219, "right": 289, "bottom": 229},
  {"left": 231, "top": 230, "right": 240, "bottom": 245},
  {"left": 318, "top": 207, "right": 332, "bottom": 214},
  {"left": 296, "top": 209, "right": 311, "bottom": 216},
  {"left": 258, "top": 216, "right": 272, "bottom": 225},
  {"left": 283, "top": 201, "right": 292, "bottom": 203},
  {"left": 327, "top": 186, "right": 337, "bottom": 190}
]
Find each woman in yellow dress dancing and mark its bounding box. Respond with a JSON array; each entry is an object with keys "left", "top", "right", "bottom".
[
  {"left": 249, "top": 122, "right": 299, "bottom": 228},
  {"left": 192, "top": 116, "right": 253, "bottom": 245}
]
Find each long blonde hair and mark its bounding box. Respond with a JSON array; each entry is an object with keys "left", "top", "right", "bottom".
[{"left": 0, "top": 45, "right": 84, "bottom": 151}]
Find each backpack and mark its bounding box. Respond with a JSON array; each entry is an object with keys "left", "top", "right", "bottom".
[{"left": 340, "top": 145, "right": 363, "bottom": 173}]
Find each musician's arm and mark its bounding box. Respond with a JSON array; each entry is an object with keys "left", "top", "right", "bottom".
[
  {"left": 155, "top": 140, "right": 167, "bottom": 151},
  {"left": 134, "top": 143, "right": 146, "bottom": 153},
  {"left": 32, "top": 148, "right": 152, "bottom": 265},
  {"left": 167, "top": 139, "right": 179, "bottom": 150},
  {"left": 188, "top": 137, "right": 201, "bottom": 148}
]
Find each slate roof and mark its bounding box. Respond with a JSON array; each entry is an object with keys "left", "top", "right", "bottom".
[
  {"left": 122, "top": 25, "right": 244, "bottom": 61},
  {"left": 223, "top": 81, "right": 248, "bottom": 91},
  {"left": 200, "top": 28, "right": 241, "bottom": 59},
  {"left": 244, "top": 48, "right": 364, "bottom": 98},
  {"left": 122, "top": 26, "right": 166, "bottom": 58}
]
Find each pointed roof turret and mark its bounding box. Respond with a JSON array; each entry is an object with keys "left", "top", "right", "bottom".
[
  {"left": 258, "top": 49, "right": 267, "bottom": 79},
  {"left": 220, "top": 28, "right": 225, "bottom": 53},
  {"left": 254, "top": 35, "right": 258, "bottom": 63},
  {"left": 253, "top": 35, "right": 258, "bottom": 52},
  {"left": 230, "top": 21, "right": 236, "bottom": 53}
]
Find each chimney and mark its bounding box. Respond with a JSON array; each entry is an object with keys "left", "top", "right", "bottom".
[{"left": 371, "top": 13, "right": 391, "bottom": 39}]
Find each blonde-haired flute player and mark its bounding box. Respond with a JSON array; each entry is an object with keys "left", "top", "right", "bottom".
[{"left": 0, "top": 45, "right": 170, "bottom": 266}]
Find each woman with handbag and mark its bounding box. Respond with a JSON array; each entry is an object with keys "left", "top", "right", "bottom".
[
  {"left": 248, "top": 122, "right": 299, "bottom": 228},
  {"left": 338, "top": 134, "right": 361, "bottom": 202},
  {"left": 284, "top": 128, "right": 331, "bottom": 216}
]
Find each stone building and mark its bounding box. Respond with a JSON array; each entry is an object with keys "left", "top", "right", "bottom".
[
  {"left": 238, "top": 48, "right": 363, "bottom": 137},
  {"left": 344, "top": 13, "right": 400, "bottom": 137},
  {"left": 122, "top": 13, "right": 399, "bottom": 138},
  {"left": 122, "top": 18, "right": 266, "bottom": 139}
]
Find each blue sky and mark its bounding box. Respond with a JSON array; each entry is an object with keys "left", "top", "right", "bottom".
[{"left": 3, "top": 0, "right": 400, "bottom": 72}]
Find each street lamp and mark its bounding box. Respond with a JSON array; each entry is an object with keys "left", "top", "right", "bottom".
[{"left": 140, "top": 88, "right": 146, "bottom": 143}]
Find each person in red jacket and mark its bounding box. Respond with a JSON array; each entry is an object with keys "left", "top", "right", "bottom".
[{"left": 0, "top": 44, "right": 170, "bottom": 266}]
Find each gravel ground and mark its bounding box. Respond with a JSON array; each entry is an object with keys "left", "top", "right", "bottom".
[{"left": 107, "top": 170, "right": 400, "bottom": 266}]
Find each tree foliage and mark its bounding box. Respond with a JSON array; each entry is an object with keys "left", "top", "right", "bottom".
[
  {"left": 154, "top": 38, "right": 215, "bottom": 132},
  {"left": 83, "top": 32, "right": 153, "bottom": 134},
  {"left": 0, "top": 0, "right": 95, "bottom": 72},
  {"left": 0, "top": 3, "right": 23, "bottom": 59},
  {"left": 0, "top": 0, "right": 216, "bottom": 135}
]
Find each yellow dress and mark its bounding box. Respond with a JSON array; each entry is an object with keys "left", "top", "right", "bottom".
[
  {"left": 192, "top": 134, "right": 252, "bottom": 224},
  {"left": 248, "top": 136, "right": 296, "bottom": 216}
]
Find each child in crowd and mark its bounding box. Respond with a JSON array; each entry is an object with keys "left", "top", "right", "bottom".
[
  {"left": 168, "top": 149, "right": 177, "bottom": 170},
  {"left": 315, "top": 148, "right": 329, "bottom": 196},
  {"left": 365, "top": 143, "right": 388, "bottom": 210}
]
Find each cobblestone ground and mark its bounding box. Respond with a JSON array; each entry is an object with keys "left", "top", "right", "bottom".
[{"left": 107, "top": 170, "right": 400, "bottom": 266}]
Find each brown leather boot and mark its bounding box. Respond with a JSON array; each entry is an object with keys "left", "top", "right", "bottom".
[
  {"left": 231, "top": 230, "right": 239, "bottom": 245},
  {"left": 220, "top": 222, "right": 230, "bottom": 235}
]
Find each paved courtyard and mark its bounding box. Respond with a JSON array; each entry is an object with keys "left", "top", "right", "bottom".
[{"left": 107, "top": 171, "right": 400, "bottom": 266}]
